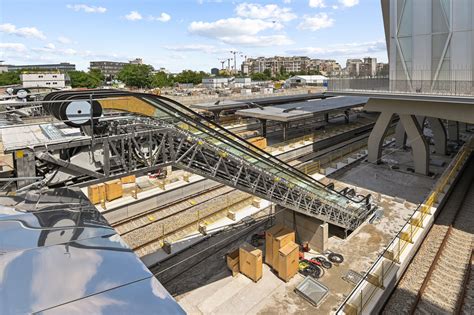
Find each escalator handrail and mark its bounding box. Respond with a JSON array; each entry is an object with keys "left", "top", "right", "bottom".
[{"left": 44, "top": 89, "right": 367, "bottom": 206}]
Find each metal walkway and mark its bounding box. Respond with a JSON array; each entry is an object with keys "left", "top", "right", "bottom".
[{"left": 7, "top": 90, "right": 375, "bottom": 231}]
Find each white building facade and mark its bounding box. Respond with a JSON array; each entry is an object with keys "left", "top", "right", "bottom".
[
  {"left": 20, "top": 73, "right": 70, "bottom": 89},
  {"left": 202, "top": 77, "right": 230, "bottom": 89},
  {"left": 384, "top": 0, "right": 474, "bottom": 92},
  {"left": 286, "top": 75, "right": 327, "bottom": 86}
]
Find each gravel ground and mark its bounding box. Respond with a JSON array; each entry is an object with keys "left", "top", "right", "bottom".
[
  {"left": 121, "top": 189, "right": 251, "bottom": 250},
  {"left": 383, "top": 159, "right": 474, "bottom": 314},
  {"left": 415, "top": 181, "right": 474, "bottom": 314}
]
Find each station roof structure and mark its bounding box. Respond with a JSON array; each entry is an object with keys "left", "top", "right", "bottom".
[
  {"left": 0, "top": 187, "right": 185, "bottom": 314},
  {"left": 235, "top": 96, "right": 369, "bottom": 122},
  {"left": 191, "top": 92, "right": 326, "bottom": 112}
]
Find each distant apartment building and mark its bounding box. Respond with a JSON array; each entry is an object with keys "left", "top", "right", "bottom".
[
  {"left": 313, "top": 59, "right": 342, "bottom": 76},
  {"left": 20, "top": 73, "right": 70, "bottom": 89},
  {"left": 376, "top": 62, "right": 389, "bottom": 76},
  {"left": 241, "top": 56, "right": 341, "bottom": 77},
  {"left": 346, "top": 59, "right": 363, "bottom": 77},
  {"left": 89, "top": 58, "right": 147, "bottom": 80},
  {"left": 241, "top": 56, "right": 310, "bottom": 76},
  {"left": 345, "top": 58, "right": 380, "bottom": 77},
  {"left": 3, "top": 62, "right": 76, "bottom": 73},
  {"left": 129, "top": 58, "right": 143, "bottom": 65}
]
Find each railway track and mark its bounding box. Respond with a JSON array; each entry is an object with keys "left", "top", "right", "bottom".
[
  {"left": 383, "top": 157, "right": 474, "bottom": 314},
  {"left": 109, "top": 120, "right": 381, "bottom": 257}
]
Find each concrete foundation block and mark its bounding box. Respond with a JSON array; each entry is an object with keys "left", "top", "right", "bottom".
[
  {"left": 162, "top": 240, "right": 172, "bottom": 254},
  {"left": 198, "top": 223, "right": 207, "bottom": 235},
  {"left": 227, "top": 211, "right": 236, "bottom": 221},
  {"left": 252, "top": 197, "right": 261, "bottom": 208}
]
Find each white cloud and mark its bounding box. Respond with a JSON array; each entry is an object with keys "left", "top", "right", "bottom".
[
  {"left": 235, "top": 3, "right": 297, "bottom": 22},
  {"left": 286, "top": 40, "right": 386, "bottom": 57},
  {"left": 339, "top": 0, "right": 359, "bottom": 7},
  {"left": 219, "top": 34, "right": 293, "bottom": 46},
  {"left": 298, "top": 13, "right": 334, "bottom": 31},
  {"left": 125, "top": 11, "right": 143, "bottom": 21},
  {"left": 149, "top": 13, "right": 171, "bottom": 22},
  {"left": 0, "top": 43, "right": 27, "bottom": 52},
  {"left": 66, "top": 4, "right": 107, "bottom": 13},
  {"left": 189, "top": 18, "right": 282, "bottom": 38},
  {"left": 57, "top": 36, "right": 73, "bottom": 44},
  {"left": 163, "top": 44, "right": 238, "bottom": 54},
  {"left": 0, "top": 23, "right": 46, "bottom": 40},
  {"left": 309, "top": 0, "right": 326, "bottom": 8}
]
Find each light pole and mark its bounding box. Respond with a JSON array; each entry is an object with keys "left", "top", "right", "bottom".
[{"left": 230, "top": 51, "right": 242, "bottom": 74}]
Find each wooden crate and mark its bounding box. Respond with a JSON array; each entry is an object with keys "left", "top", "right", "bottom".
[
  {"left": 272, "top": 227, "right": 295, "bottom": 272},
  {"left": 278, "top": 241, "right": 299, "bottom": 282},
  {"left": 105, "top": 180, "right": 123, "bottom": 201},
  {"left": 239, "top": 242, "right": 263, "bottom": 282},
  {"left": 121, "top": 175, "right": 136, "bottom": 184},
  {"left": 88, "top": 184, "right": 105, "bottom": 205},
  {"left": 265, "top": 224, "right": 284, "bottom": 267},
  {"left": 226, "top": 248, "right": 240, "bottom": 277}
]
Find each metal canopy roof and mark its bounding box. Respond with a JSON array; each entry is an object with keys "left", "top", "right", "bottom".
[
  {"left": 0, "top": 187, "right": 185, "bottom": 315},
  {"left": 191, "top": 92, "right": 326, "bottom": 112},
  {"left": 235, "top": 96, "right": 368, "bottom": 122}
]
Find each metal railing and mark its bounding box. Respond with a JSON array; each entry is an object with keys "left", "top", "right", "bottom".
[
  {"left": 336, "top": 140, "right": 473, "bottom": 315},
  {"left": 328, "top": 77, "right": 474, "bottom": 96}
]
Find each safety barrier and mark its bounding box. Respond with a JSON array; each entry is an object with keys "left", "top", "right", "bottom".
[
  {"left": 298, "top": 141, "right": 369, "bottom": 175},
  {"left": 266, "top": 120, "right": 372, "bottom": 154},
  {"left": 336, "top": 139, "right": 473, "bottom": 315}
]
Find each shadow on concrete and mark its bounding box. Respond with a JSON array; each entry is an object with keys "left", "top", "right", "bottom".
[{"left": 151, "top": 218, "right": 272, "bottom": 296}]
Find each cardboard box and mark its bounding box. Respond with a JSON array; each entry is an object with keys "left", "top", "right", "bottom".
[
  {"left": 121, "top": 175, "right": 136, "bottom": 184},
  {"left": 272, "top": 227, "right": 296, "bottom": 272},
  {"left": 226, "top": 248, "right": 240, "bottom": 277},
  {"left": 88, "top": 184, "right": 105, "bottom": 205},
  {"left": 265, "top": 224, "right": 284, "bottom": 267},
  {"left": 239, "top": 242, "right": 263, "bottom": 282},
  {"left": 105, "top": 180, "right": 123, "bottom": 201},
  {"left": 278, "top": 241, "right": 299, "bottom": 282}
]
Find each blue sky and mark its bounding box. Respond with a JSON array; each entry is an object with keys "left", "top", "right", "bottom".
[{"left": 0, "top": 0, "right": 387, "bottom": 72}]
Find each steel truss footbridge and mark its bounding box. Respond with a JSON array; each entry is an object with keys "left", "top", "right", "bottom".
[{"left": 6, "top": 90, "right": 376, "bottom": 231}]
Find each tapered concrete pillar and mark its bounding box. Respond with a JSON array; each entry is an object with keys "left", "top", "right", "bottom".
[
  {"left": 400, "top": 114, "right": 429, "bottom": 175},
  {"left": 427, "top": 117, "right": 447, "bottom": 155},
  {"left": 368, "top": 111, "right": 394, "bottom": 164},
  {"left": 395, "top": 120, "right": 407, "bottom": 148},
  {"left": 395, "top": 116, "right": 425, "bottom": 149},
  {"left": 447, "top": 121, "right": 459, "bottom": 142}
]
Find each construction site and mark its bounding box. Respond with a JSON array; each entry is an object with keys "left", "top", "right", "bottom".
[
  {"left": 1, "top": 0, "right": 474, "bottom": 314},
  {"left": 0, "top": 83, "right": 472, "bottom": 314}
]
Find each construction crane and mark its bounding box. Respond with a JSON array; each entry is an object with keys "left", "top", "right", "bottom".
[
  {"left": 218, "top": 59, "right": 226, "bottom": 70},
  {"left": 230, "top": 51, "right": 242, "bottom": 74}
]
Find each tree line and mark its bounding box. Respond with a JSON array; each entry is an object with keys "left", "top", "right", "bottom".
[
  {"left": 0, "top": 63, "right": 323, "bottom": 89},
  {"left": 0, "top": 64, "right": 209, "bottom": 89},
  {"left": 250, "top": 66, "right": 321, "bottom": 81}
]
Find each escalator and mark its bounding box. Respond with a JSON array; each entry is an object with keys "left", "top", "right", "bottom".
[{"left": 39, "top": 89, "right": 376, "bottom": 231}]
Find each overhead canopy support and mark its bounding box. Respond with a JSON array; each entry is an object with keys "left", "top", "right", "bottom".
[
  {"left": 368, "top": 111, "right": 393, "bottom": 164},
  {"left": 400, "top": 114, "right": 429, "bottom": 175},
  {"left": 427, "top": 117, "right": 447, "bottom": 155}
]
